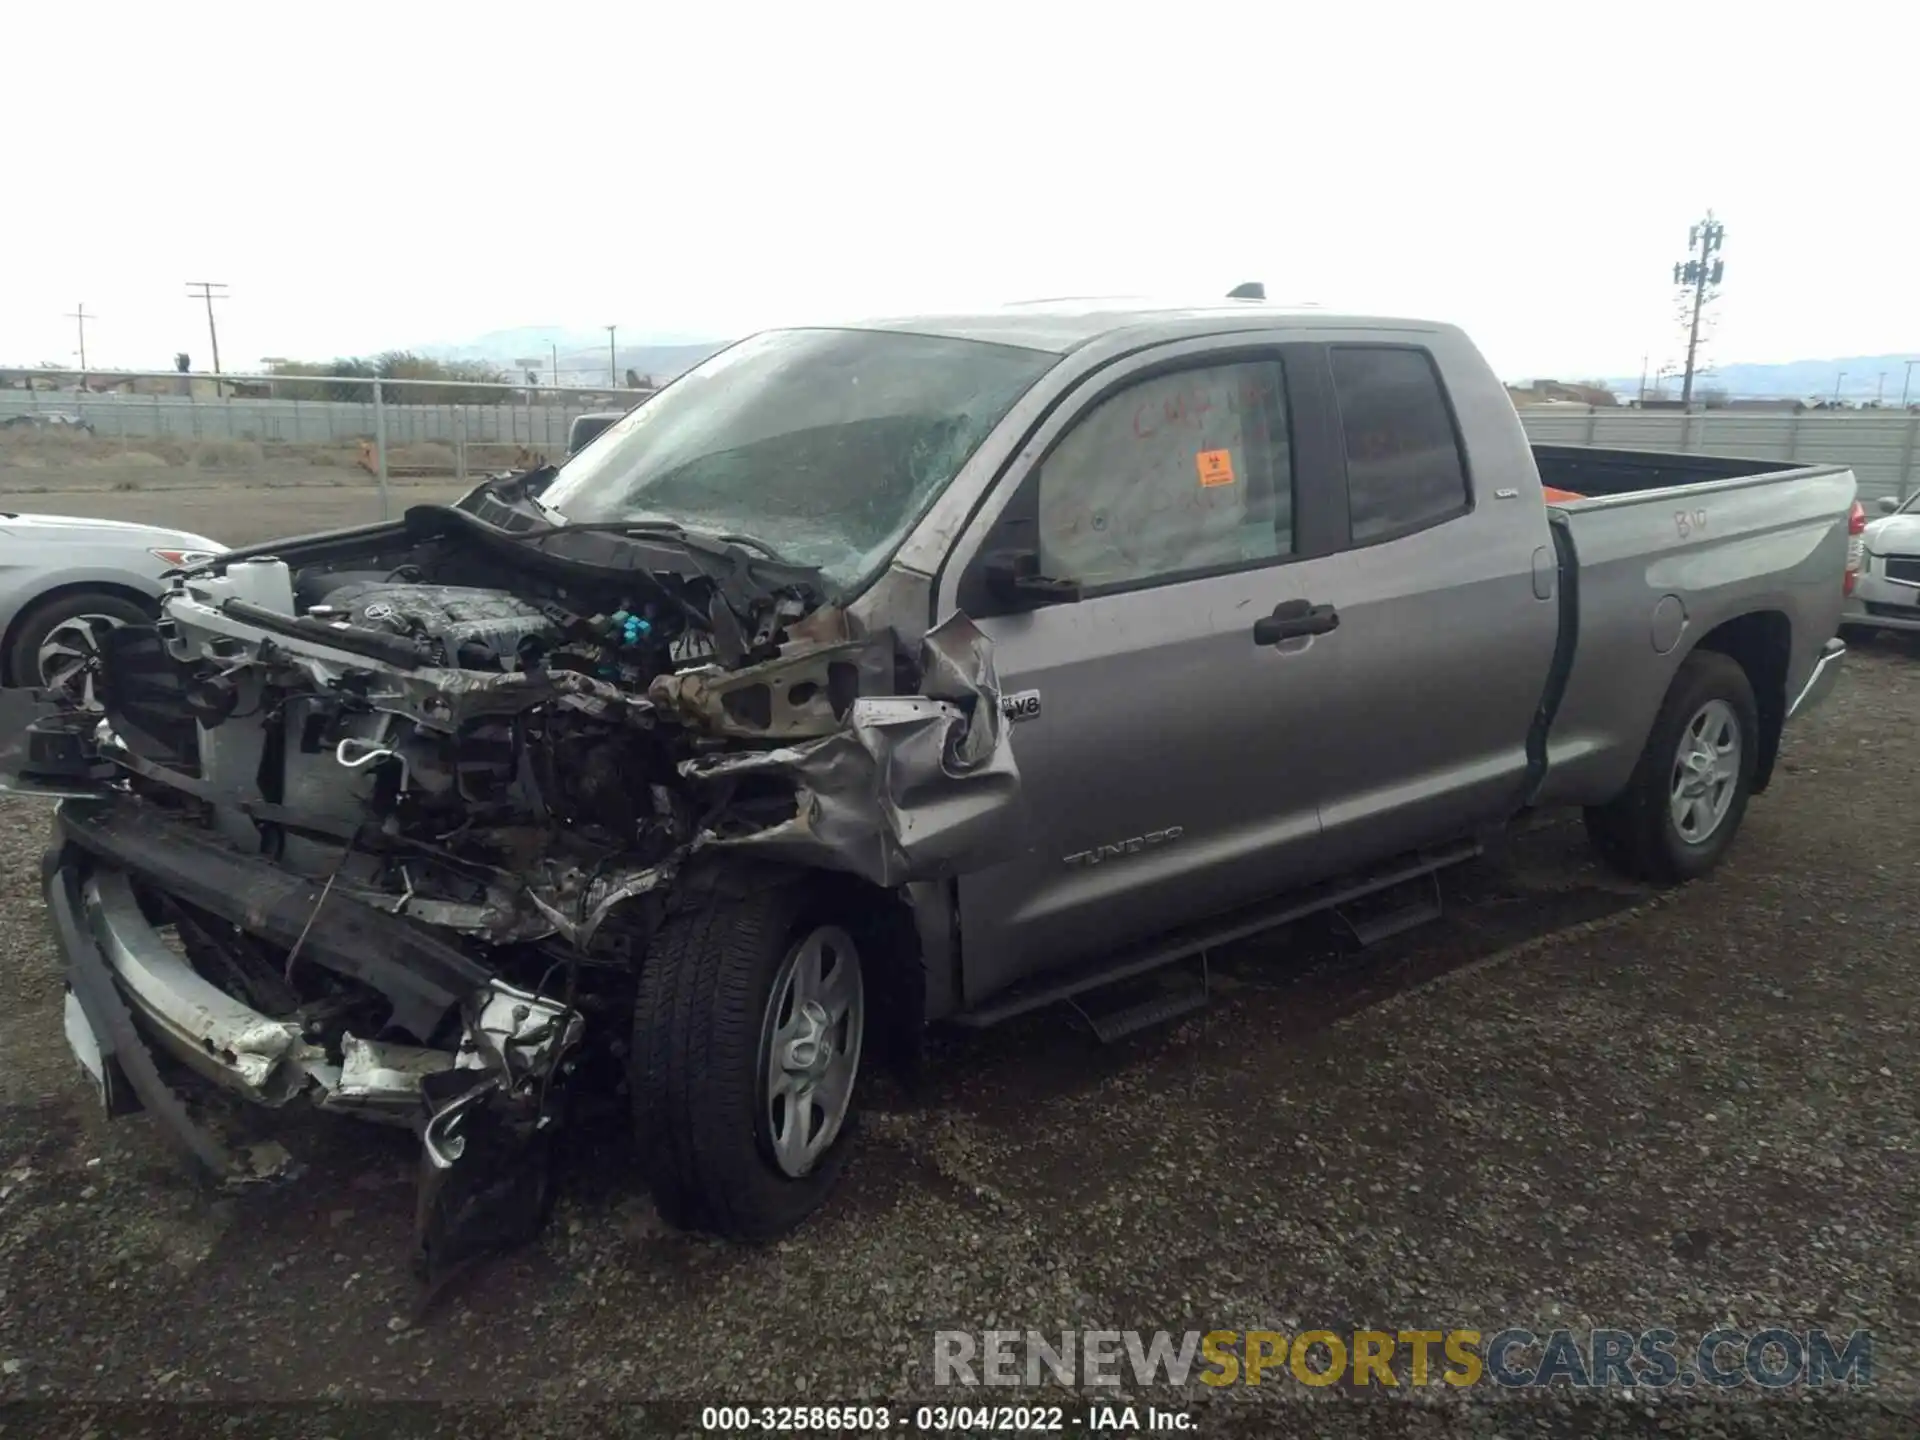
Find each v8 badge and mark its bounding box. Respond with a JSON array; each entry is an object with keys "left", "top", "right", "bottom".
[{"left": 1000, "top": 689, "right": 1042, "bottom": 723}]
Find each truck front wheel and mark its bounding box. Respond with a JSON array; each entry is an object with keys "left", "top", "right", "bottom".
[
  {"left": 630, "top": 881, "right": 866, "bottom": 1239},
  {"left": 1584, "top": 649, "right": 1758, "bottom": 885}
]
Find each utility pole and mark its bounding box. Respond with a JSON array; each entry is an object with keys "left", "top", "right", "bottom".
[
  {"left": 1671, "top": 212, "right": 1726, "bottom": 413},
  {"left": 1833, "top": 372, "right": 1847, "bottom": 404},
  {"left": 551, "top": 341, "right": 561, "bottom": 388},
  {"left": 186, "top": 281, "right": 229, "bottom": 397},
  {"left": 605, "top": 325, "right": 617, "bottom": 388},
  {"left": 1903, "top": 360, "right": 1920, "bottom": 408},
  {"left": 1878, "top": 372, "right": 1888, "bottom": 405},
  {"left": 65, "top": 303, "right": 95, "bottom": 384}
]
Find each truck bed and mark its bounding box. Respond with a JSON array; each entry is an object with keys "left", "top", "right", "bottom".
[
  {"left": 1533, "top": 443, "right": 1815, "bottom": 500},
  {"left": 1528, "top": 445, "right": 1857, "bottom": 812}
]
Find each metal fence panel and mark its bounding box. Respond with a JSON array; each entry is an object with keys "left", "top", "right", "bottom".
[
  {"left": 1514, "top": 410, "right": 1917, "bottom": 502},
  {"left": 6, "top": 368, "right": 1916, "bottom": 504}
]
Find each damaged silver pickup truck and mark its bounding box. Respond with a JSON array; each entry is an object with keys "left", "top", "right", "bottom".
[{"left": 4, "top": 304, "right": 1859, "bottom": 1281}]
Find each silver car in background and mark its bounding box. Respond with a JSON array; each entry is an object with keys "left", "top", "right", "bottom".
[
  {"left": 0, "top": 512, "right": 224, "bottom": 703},
  {"left": 1844, "top": 492, "right": 1920, "bottom": 635}
]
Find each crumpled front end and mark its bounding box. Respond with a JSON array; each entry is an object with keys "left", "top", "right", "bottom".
[{"left": 11, "top": 497, "right": 1022, "bottom": 1282}]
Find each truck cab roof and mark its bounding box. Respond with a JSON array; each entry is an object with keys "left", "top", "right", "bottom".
[{"left": 847, "top": 299, "right": 1453, "bottom": 354}]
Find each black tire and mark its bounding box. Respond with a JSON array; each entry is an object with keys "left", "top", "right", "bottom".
[
  {"left": 630, "top": 878, "right": 864, "bottom": 1239},
  {"left": 5, "top": 588, "right": 150, "bottom": 689},
  {"left": 1583, "top": 649, "right": 1758, "bottom": 885}
]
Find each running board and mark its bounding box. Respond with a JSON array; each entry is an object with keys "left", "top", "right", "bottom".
[
  {"left": 1332, "top": 871, "right": 1444, "bottom": 948},
  {"left": 952, "top": 838, "right": 1480, "bottom": 1029},
  {"left": 1070, "top": 959, "right": 1210, "bottom": 1044}
]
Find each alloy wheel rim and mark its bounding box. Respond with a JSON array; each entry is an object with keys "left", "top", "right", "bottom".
[
  {"left": 37, "top": 614, "right": 125, "bottom": 711},
  {"left": 1669, "top": 698, "right": 1741, "bottom": 844},
  {"left": 759, "top": 924, "right": 864, "bottom": 1178}
]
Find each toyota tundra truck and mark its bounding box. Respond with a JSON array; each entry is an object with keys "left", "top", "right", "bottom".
[{"left": 1, "top": 301, "right": 1858, "bottom": 1279}]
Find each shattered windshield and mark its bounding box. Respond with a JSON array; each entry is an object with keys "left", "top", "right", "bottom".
[{"left": 539, "top": 327, "right": 1058, "bottom": 594}]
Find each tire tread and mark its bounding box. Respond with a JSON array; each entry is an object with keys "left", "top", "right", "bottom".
[
  {"left": 1584, "top": 650, "right": 1757, "bottom": 886},
  {"left": 631, "top": 880, "right": 851, "bottom": 1240}
]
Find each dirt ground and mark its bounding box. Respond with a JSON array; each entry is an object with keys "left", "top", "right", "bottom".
[
  {"left": 0, "top": 479, "right": 469, "bottom": 548},
  {"left": 0, "top": 476, "right": 1914, "bottom": 1436},
  {"left": 0, "top": 437, "right": 478, "bottom": 545}
]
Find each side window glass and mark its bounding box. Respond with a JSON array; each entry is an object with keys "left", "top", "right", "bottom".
[
  {"left": 1037, "top": 359, "right": 1293, "bottom": 588},
  {"left": 1329, "top": 347, "right": 1469, "bottom": 543}
]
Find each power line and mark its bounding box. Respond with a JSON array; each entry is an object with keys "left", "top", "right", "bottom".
[
  {"left": 64, "top": 303, "right": 95, "bottom": 379},
  {"left": 1671, "top": 213, "right": 1725, "bottom": 413},
  {"left": 186, "top": 281, "right": 229, "bottom": 396}
]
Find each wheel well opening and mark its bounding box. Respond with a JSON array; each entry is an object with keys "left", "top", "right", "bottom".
[
  {"left": 1693, "top": 610, "right": 1790, "bottom": 792},
  {"left": 0, "top": 581, "right": 156, "bottom": 686}
]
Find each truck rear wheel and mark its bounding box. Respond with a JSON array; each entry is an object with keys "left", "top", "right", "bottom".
[
  {"left": 1584, "top": 650, "right": 1758, "bottom": 885},
  {"left": 630, "top": 880, "right": 866, "bottom": 1239}
]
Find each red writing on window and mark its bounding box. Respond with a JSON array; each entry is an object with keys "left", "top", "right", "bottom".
[{"left": 1130, "top": 375, "right": 1276, "bottom": 440}]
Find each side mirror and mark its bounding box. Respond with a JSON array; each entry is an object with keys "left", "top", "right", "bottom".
[
  {"left": 1877, "top": 497, "right": 1900, "bottom": 514},
  {"left": 983, "top": 548, "right": 1081, "bottom": 610}
]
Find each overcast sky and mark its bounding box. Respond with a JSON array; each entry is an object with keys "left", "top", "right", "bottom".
[{"left": 9, "top": 1, "right": 1916, "bottom": 382}]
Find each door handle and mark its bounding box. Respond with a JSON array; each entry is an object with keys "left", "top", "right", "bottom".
[{"left": 1252, "top": 599, "right": 1339, "bottom": 646}]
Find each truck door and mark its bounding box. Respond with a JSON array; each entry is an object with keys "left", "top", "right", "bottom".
[
  {"left": 1302, "top": 341, "right": 1561, "bottom": 874},
  {"left": 943, "top": 339, "right": 1351, "bottom": 1006}
]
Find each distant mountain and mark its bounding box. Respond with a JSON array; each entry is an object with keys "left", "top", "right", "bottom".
[
  {"left": 1597, "top": 353, "right": 1920, "bottom": 403},
  {"left": 417, "top": 327, "right": 728, "bottom": 387}
]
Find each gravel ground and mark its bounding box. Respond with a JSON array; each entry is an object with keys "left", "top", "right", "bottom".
[{"left": 0, "top": 479, "right": 1914, "bottom": 1436}]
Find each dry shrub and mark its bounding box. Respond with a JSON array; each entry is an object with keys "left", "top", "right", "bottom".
[
  {"left": 2, "top": 428, "right": 195, "bottom": 470},
  {"left": 189, "top": 439, "right": 265, "bottom": 470},
  {"left": 390, "top": 442, "right": 456, "bottom": 468},
  {"left": 0, "top": 427, "right": 102, "bottom": 459}
]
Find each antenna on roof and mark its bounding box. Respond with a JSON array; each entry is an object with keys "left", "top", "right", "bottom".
[{"left": 1226, "top": 281, "right": 1265, "bottom": 300}]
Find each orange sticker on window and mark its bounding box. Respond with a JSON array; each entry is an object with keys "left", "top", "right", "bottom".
[{"left": 1196, "top": 448, "right": 1236, "bottom": 487}]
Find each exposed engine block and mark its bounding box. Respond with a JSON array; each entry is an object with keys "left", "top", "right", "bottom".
[{"left": 308, "top": 582, "right": 560, "bottom": 670}]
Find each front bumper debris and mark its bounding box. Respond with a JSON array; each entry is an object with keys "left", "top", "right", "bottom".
[
  {"left": 81, "top": 869, "right": 319, "bottom": 1104},
  {"left": 47, "top": 861, "right": 299, "bottom": 1187},
  {"left": 44, "top": 794, "right": 588, "bottom": 1285},
  {"left": 415, "top": 982, "right": 583, "bottom": 1286},
  {"left": 54, "top": 797, "right": 490, "bottom": 1041}
]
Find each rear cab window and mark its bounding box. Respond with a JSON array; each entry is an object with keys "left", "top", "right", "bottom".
[{"left": 1328, "top": 346, "right": 1470, "bottom": 543}]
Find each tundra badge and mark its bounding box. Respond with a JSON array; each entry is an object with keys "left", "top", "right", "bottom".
[{"left": 1064, "top": 826, "right": 1185, "bottom": 868}]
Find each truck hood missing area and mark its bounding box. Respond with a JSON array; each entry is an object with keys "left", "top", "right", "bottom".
[{"left": 10, "top": 487, "right": 1022, "bottom": 1284}]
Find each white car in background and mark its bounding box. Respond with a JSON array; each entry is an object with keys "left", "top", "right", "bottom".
[
  {"left": 0, "top": 512, "right": 224, "bottom": 703},
  {"left": 1844, "top": 493, "right": 1920, "bottom": 636}
]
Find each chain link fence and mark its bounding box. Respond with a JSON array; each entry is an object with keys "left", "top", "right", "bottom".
[
  {"left": 6, "top": 368, "right": 1915, "bottom": 512},
  {"left": 0, "top": 368, "right": 654, "bottom": 515}
]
